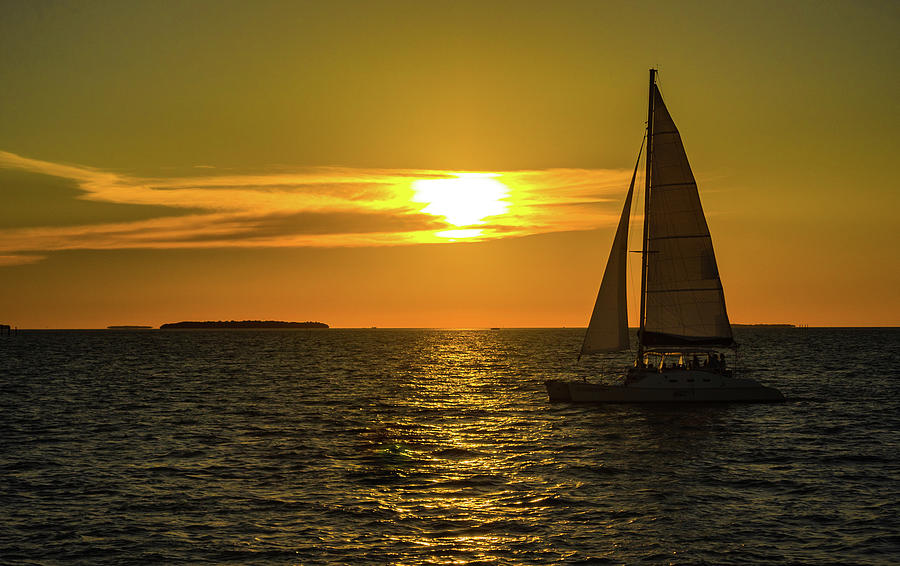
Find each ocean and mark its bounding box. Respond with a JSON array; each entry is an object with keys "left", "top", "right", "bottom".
[{"left": 1, "top": 328, "right": 898, "bottom": 564}]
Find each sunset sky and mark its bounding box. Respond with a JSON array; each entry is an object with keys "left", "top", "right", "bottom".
[{"left": 1, "top": 0, "right": 897, "bottom": 328}]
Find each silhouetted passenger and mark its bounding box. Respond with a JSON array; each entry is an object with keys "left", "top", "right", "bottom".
[
  {"left": 710, "top": 353, "right": 720, "bottom": 371},
  {"left": 692, "top": 354, "right": 699, "bottom": 369}
]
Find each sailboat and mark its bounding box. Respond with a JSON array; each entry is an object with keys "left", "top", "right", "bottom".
[{"left": 546, "top": 70, "right": 784, "bottom": 403}]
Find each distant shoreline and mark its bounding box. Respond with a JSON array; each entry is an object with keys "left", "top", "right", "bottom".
[
  {"left": 731, "top": 324, "right": 796, "bottom": 328},
  {"left": 160, "top": 320, "right": 328, "bottom": 330}
]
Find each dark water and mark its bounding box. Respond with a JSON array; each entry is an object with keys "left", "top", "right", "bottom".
[{"left": 1, "top": 328, "right": 898, "bottom": 565}]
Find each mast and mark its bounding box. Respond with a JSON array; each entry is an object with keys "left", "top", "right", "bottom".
[{"left": 638, "top": 68, "right": 656, "bottom": 361}]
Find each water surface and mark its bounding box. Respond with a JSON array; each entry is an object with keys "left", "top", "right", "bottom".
[{"left": 1, "top": 328, "right": 898, "bottom": 564}]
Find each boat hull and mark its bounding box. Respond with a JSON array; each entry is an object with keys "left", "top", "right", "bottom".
[{"left": 546, "top": 372, "right": 785, "bottom": 403}]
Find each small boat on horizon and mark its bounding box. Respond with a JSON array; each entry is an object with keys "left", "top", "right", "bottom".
[{"left": 546, "top": 70, "right": 784, "bottom": 403}]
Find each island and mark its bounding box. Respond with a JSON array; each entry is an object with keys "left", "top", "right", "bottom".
[
  {"left": 732, "top": 324, "right": 796, "bottom": 328},
  {"left": 159, "top": 320, "right": 328, "bottom": 329}
]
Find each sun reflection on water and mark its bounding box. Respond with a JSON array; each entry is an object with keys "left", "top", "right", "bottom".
[{"left": 348, "top": 331, "right": 570, "bottom": 563}]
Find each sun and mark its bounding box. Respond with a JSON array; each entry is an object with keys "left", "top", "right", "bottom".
[{"left": 411, "top": 173, "right": 510, "bottom": 231}]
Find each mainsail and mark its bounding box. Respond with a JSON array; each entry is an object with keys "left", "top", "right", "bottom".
[
  {"left": 580, "top": 143, "right": 643, "bottom": 356},
  {"left": 642, "top": 86, "right": 733, "bottom": 347}
]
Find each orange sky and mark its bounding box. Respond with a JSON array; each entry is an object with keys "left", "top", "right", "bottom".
[{"left": 1, "top": 1, "right": 898, "bottom": 328}]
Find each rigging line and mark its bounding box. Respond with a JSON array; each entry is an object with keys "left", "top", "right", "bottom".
[
  {"left": 646, "top": 287, "right": 724, "bottom": 294},
  {"left": 649, "top": 234, "right": 710, "bottom": 241},
  {"left": 651, "top": 181, "right": 695, "bottom": 189},
  {"left": 628, "top": 132, "right": 647, "bottom": 349}
]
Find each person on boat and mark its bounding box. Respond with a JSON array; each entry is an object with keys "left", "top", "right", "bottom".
[
  {"left": 720, "top": 353, "right": 727, "bottom": 372},
  {"left": 692, "top": 354, "right": 700, "bottom": 370},
  {"left": 710, "top": 353, "right": 720, "bottom": 371}
]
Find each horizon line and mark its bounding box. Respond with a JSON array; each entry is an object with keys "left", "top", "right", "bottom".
[{"left": 7, "top": 324, "right": 898, "bottom": 331}]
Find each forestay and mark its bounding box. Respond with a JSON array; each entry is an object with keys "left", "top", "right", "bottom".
[{"left": 642, "top": 87, "right": 733, "bottom": 347}]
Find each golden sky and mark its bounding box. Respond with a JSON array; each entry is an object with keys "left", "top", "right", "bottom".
[{"left": 1, "top": 1, "right": 898, "bottom": 328}]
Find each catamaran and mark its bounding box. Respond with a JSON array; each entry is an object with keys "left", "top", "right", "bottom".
[{"left": 546, "top": 70, "right": 784, "bottom": 403}]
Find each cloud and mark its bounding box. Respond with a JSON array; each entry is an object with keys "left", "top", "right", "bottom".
[
  {"left": 0, "top": 151, "right": 631, "bottom": 260},
  {"left": 0, "top": 254, "right": 45, "bottom": 266}
]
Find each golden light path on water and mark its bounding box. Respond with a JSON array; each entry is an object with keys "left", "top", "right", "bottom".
[{"left": 348, "top": 332, "right": 572, "bottom": 562}]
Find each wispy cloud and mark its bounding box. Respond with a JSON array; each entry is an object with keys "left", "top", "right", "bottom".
[
  {"left": 0, "top": 254, "right": 45, "bottom": 266},
  {"left": 0, "top": 151, "right": 631, "bottom": 262}
]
